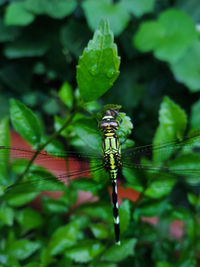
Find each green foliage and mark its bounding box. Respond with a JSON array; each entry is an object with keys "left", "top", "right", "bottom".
[
  {"left": 0, "top": 205, "right": 14, "bottom": 226},
  {"left": 16, "top": 208, "right": 44, "bottom": 230},
  {"left": 175, "top": 0, "right": 200, "bottom": 22},
  {"left": 66, "top": 240, "right": 104, "bottom": 263},
  {"left": 171, "top": 40, "right": 200, "bottom": 91},
  {"left": 90, "top": 223, "right": 109, "bottom": 239},
  {"left": 4, "top": 2, "right": 35, "bottom": 26},
  {"left": 191, "top": 99, "right": 200, "bottom": 128},
  {"left": 25, "top": 0, "right": 77, "bottom": 19},
  {"left": 133, "top": 8, "right": 200, "bottom": 92},
  {"left": 121, "top": 0, "right": 155, "bottom": 17},
  {"left": 134, "top": 9, "right": 198, "bottom": 63},
  {"left": 101, "top": 238, "right": 137, "bottom": 262},
  {"left": 7, "top": 239, "right": 40, "bottom": 260},
  {"left": 0, "top": 117, "right": 10, "bottom": 183},
  {"left": 77, "top": 20, "right": 120, "bottom": 102},
  {"left": 10, "top": 99, "right": 42, "bottom": 146},
  {"left": 47, "top": 222, "right": 79, "bottom": 255},
  {"left": 153, "top": 96, "right": 187, "bottom": 162},
  {"left": 82, "top": 0, "right": 130, "bottom": 36},
  {"left": 0, "top": 1, "right": 200, "bottom": 266},
  {"left": 58, "top": 82, "right": 73, "bottom": 109}
]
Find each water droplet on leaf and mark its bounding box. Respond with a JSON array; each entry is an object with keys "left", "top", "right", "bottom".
[
  {"left": 89, "top": 65, "right": 98, "bottom": 76},
  {"left": 107, "top": 68, "right": 115, "bottom": 78}
]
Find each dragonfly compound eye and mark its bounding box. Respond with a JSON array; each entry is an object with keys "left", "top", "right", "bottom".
[{"left": 99, "top": 116, "right": 119, "bottom": 131}]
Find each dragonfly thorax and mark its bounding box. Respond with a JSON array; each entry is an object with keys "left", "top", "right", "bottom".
[{"left": 99, "top": 110, "right": 122, "bottom": 179}]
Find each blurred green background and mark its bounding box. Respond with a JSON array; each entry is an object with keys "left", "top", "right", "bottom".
[
  {"left": 1, "top": 0, "right": 200, "bottom": 144},
  {"left": 1, "top": 0, "right": 200, "bottom": 266}
]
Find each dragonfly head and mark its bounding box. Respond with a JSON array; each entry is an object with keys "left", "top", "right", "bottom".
[{"left": 99, "top": 109, "right": 119, "bottom": 132}]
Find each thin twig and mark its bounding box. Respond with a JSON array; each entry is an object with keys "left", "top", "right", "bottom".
[{"left": 21, "top": 109, "right": 78, "bottom": 180}]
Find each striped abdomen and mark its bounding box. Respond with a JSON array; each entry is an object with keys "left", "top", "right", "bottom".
[{"left": 103, "top": 132, "right": 121, "bottom": 245}]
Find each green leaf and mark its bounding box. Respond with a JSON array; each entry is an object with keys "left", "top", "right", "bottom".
[
  {"left": 101, "top": 238, "right": 137, "bottom": 262},
  {"left": 7, "top": 239, "right": 40, "bottom": 260},
  {"left": 95, "top": 264, "right": 117, "bottom": 267},
  {"left": 24, "top": 263, "right": 41, "bottom": 267},
  {"left": 169, "top": 154, "right": 200, "bottom": 171},
  {"left": 72, "top": 178, "right": 102, "bottom": 193},
  {"left": 170, "top": 41, "right": 200, "bottom": 92},
  {"left": 134, "top": 9, "right": 198, "bottom": 63},
  {"left": 144, "top": 178, "right": 175, "bottom": 199},
  {"left": 169, "top": 154, "right": 200, "bottom": 184},
  {"left": 0, "top": 19, "right": 20, "bottom": 42},
  {"left": 41, "top": 137, "right": 64, "bottom": 155},
  {"left": 48, "top": 222, "right": 79, "bottom": 256},
  {"left": 153, "top": 96, "right": 187, "bottom": 163},
  {"left": 58, "top": 82, "right": 73, "bottom": 109},
  {"left": 119, "top": 200, "right": 131, "bottom": 233},
  {"left": 190, "top": 99, "right": 200, "bottom": 128},
  {"left": 8, "top": 168, "right": 66, "bottom": 194},
  {"left": 0, "top": 117, "right": 10, "bottom": 184},
  {"left": 43, "top": 98, "right": 60, "bottom": 115},
  {"left": 82, "top": 0, "right": 130, "bottom": 36},
  {"left": 80, "top": 203, "right": 112, "bottom": 223},
  {"left": 60, "top": 18, "right": 91, "bottom": 58},
  {"left": 40, "top": 248, "right": 54, "bottom": 267},
  {"left": 77, "top": 20, "right": 120, "bottom": 102},
  {"left": 42, "top": 196, "right": 69, "bottom": 214},
  {"left": 73, "top": 117, "right": 102, "bottom": 150},
  {"left": 117, "top": 112, "right": 133, "bottom": 140},
  {"left": 25, "top": 0, "right": 77, "bottom": 19},
  {"left": 187, "top": 193, "right": 197, "bottom": 206},
  {"left": 90, "top": 223, "right": 109, "bottom": 239},
  {"left": 10, "top": 99, "right": 42, "bottom": 145},
  {"left": 56, "top": 258, "right": 72, "bottom": 267},
  {"left": 175, "top": 0, "right": 200, "bottom": 23},
  {"left": 71, "top": 216, "right": 90, "bottom": 231},
  {"left": 156, "top": 262, "right": 173, "bottom": 267},
  {"left": 4, "top": 2, "right": 35, "bottom": 26},
  {"left": 0, "top": 205, "right": 14, "bottom": 226},
  {"left": 4, "top": 37, "right": 48, "bottom": 59},
  {"left": 54, "top": 116, "right": 69, "bottom": 138},
  {"left": 16, "top": 208, "right": 44, "bottom": 230},
  {"left": 65, "top": 240, "right": 104, "bottom": 263},
  {"left": 171, "top": 208, "right": 190, "bottom": 221},
  {"left": 5, "top": 192, "right": 39, "bottom": 207},
  {"left": 135, "top": 199, "right": 171, "bottom": 217},
  {"left": 121, "top": 0, "right": 155, "bottom": 17},
  {"left": 177, "top": 256, "right": 196, "bottom": 267},
  {"left": 3, "top": 257, "right": 21, "bottom": 267},
  {"left": 134, "top": 21, "right": 165, "bottom": 52}
]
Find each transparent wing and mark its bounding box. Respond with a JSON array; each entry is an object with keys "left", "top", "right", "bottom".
[
  {"left": 4, "top": 164, "right": 104, "bottom": 194},
  {"left": 1, "top": 130, "right": 200, "bottom": 169},
  {"left": 122, "top": 131, "right": 200, "bottom": 198},
  {"left": 122, "top": 130, "right": 200, "bottom": 161},
  {"left": 0, "top": 145, "right": 102, "bottom": 161},
  {"left": 0, "top": 145, "right": 103, "bottom": 177},
  {"left": 0, "top": 146, "right": 104, "bottom": 199},
  {"left": 1, "top": 131, "right": 200, "bottom": 199}
]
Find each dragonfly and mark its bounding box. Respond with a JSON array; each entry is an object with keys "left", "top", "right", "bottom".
[{"left": 1, "top": 109, "right": 200, "bottom": 245}]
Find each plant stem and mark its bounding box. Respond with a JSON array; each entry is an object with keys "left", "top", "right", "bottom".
[{"left": 21, "top": 109, "right": 77, "bottom": 179}]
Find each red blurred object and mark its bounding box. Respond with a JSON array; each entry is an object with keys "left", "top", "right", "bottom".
[{"left": 11, "top": 131, "right": 93, "bottom": 205}]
